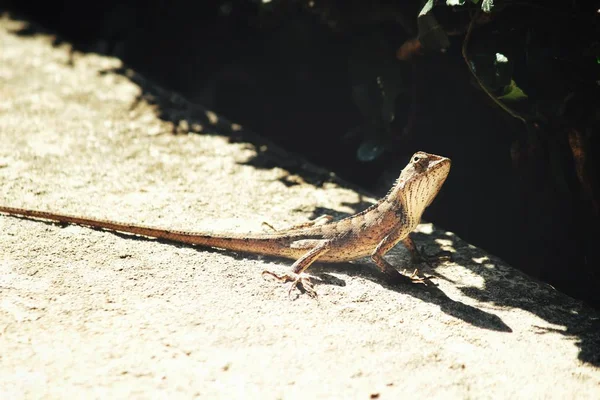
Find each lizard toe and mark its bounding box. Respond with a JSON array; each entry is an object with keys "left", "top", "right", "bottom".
[
  {"left": 288, "top": 275, "right": 317, "bottom": 299},
  {"left": 385, "top": 267, "right": 432, "bottom": 286},
  {"left": 262, "top": 270, "right": 317, "bottom": 298},
  {"left": 262, "top": 269, "right": 295, "bottom": 282}
]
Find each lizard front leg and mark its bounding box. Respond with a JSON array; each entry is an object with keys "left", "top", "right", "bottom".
[
  {"left": 262, "top": 239, "right": 331, "bottom": 297},
  {"left": 371, "top": 228, "right": 428, "bottom": 285}
]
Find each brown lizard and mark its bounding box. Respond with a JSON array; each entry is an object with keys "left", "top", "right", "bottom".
[{"left": 0, "top": 151, "right": 451, "bottom": 296}]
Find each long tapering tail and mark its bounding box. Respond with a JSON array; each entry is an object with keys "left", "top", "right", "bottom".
[{"left": 0, "top": 205, "right": 295, "bottom": 257}]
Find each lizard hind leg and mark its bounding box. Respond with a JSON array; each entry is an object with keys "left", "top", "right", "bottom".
[
  {"left": 262, "top": 239, "right": 331, "bottom": 298},
  {"left": 371, "top": 230, "right": 429, "bottom": 285}
]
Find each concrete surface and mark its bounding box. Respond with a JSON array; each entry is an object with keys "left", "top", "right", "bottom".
[{"left": 1, "top": 15, "right": 599, "bottom": 399}]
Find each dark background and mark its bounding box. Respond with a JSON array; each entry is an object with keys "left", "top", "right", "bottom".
[{"left": 2, "top": 0, "right": 599, "bottom": 307}]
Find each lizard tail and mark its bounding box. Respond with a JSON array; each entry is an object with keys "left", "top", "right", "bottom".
[{"left": 0, "top": 206, "right": 293, "bottom": 257}]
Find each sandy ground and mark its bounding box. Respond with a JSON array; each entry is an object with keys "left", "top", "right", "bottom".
[{"left": 1, "top": 15, "right": 599, "bottom": 399}]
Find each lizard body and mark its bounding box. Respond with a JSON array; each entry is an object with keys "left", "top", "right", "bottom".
[{"left": 0, "top": 151, "right": 451, "bottom": 295}]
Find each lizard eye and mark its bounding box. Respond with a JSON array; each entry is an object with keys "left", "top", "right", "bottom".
[{"left": 413, "top": 156, "right": 421, "bottom": 163}]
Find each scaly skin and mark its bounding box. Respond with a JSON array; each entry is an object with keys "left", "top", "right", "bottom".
[{"left": 0, "top": 151, "right": 451, "bottom": 296}]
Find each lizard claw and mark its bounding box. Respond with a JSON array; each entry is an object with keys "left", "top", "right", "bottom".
[
  {"left": 398, "top": 268, "right": 429, "bottom": 285},
  {"left": 262, "top": 270, "right": 317, "bottom": 298},
  {"left": 407, "top": 268, "right": 437, "bottom": 285}
]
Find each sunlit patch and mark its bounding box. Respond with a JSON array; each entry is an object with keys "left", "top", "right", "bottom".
[
  {"left": 205, "top": 110, "right": 218, "bottom": 125},
  {"left": 231, "top": 123, "right": 242, "bottom": 131},
  {"left": 435, "top": 238, "right": 456, "bottom": 253},
  {"left": 415, "top": 223, "right": 433, "bottom": 234},
  {"left": 472, "top": 257, "right": 495, "bottom": 269},
  {"left": 29, "top": 134, "right": 71, "bottom": 156},
  {"left": 444, "top": 231, "right": 454, "bottom": 236}
]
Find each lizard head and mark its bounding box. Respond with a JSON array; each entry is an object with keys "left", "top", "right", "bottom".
[{"left": 398, "top": 151, "right": 451, "bottom": 213}]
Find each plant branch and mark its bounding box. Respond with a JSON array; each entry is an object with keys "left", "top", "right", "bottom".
[{"left": 461, "top": 10, "right": 528, "bottom": 124}]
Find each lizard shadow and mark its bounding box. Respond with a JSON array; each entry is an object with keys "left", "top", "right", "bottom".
[
  {"left": 176, "top": 240, "right": 475, "bottom": 327},
  {"left": 5, "top": 204, "right": 509, "bottom": 333},
  {"left": 312, "top": 261, "right": 512, "bottom": 333},
  {"left": 79, "top": 215, "right": 513, "bottom": 333},
  {"left": 89, "top": 220, "right": 600, "bottom": 361}
]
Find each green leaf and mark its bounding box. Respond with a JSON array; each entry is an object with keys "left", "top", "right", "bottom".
[
  {"left": 418, "top": 0, "right": 434, "bottom": 17},
  {"left": 481, "top": 0, "right": 494, "bottom": 13},
  {"left": 446, "top": 0, "right": 466, "bottom": 5},
  {"left": 498, "top": 80, "right": 528, "bottom": 103}
]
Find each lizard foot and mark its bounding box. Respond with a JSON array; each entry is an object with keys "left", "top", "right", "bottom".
[
  {"left": 383, "top": 266, "right": 431, "bottom": 286},
  {"left": 262, "top": 270, "right": 317, "bottom": 298},
  {"left": 402, "top": 268, "right": 433, "bottom": 285}
]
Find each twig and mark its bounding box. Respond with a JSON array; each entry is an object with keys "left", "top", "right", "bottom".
[{"left": 461, "top": 10, "right": 528, "bottom": 124}]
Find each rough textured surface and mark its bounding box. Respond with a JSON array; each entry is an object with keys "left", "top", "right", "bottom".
[{"left": 1, "top": 16, "right": 599, "bottom": 399}]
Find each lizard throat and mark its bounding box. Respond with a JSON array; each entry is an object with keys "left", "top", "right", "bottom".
[{"left": 403, "top": 162, "right": 450, "bottom": 223}]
